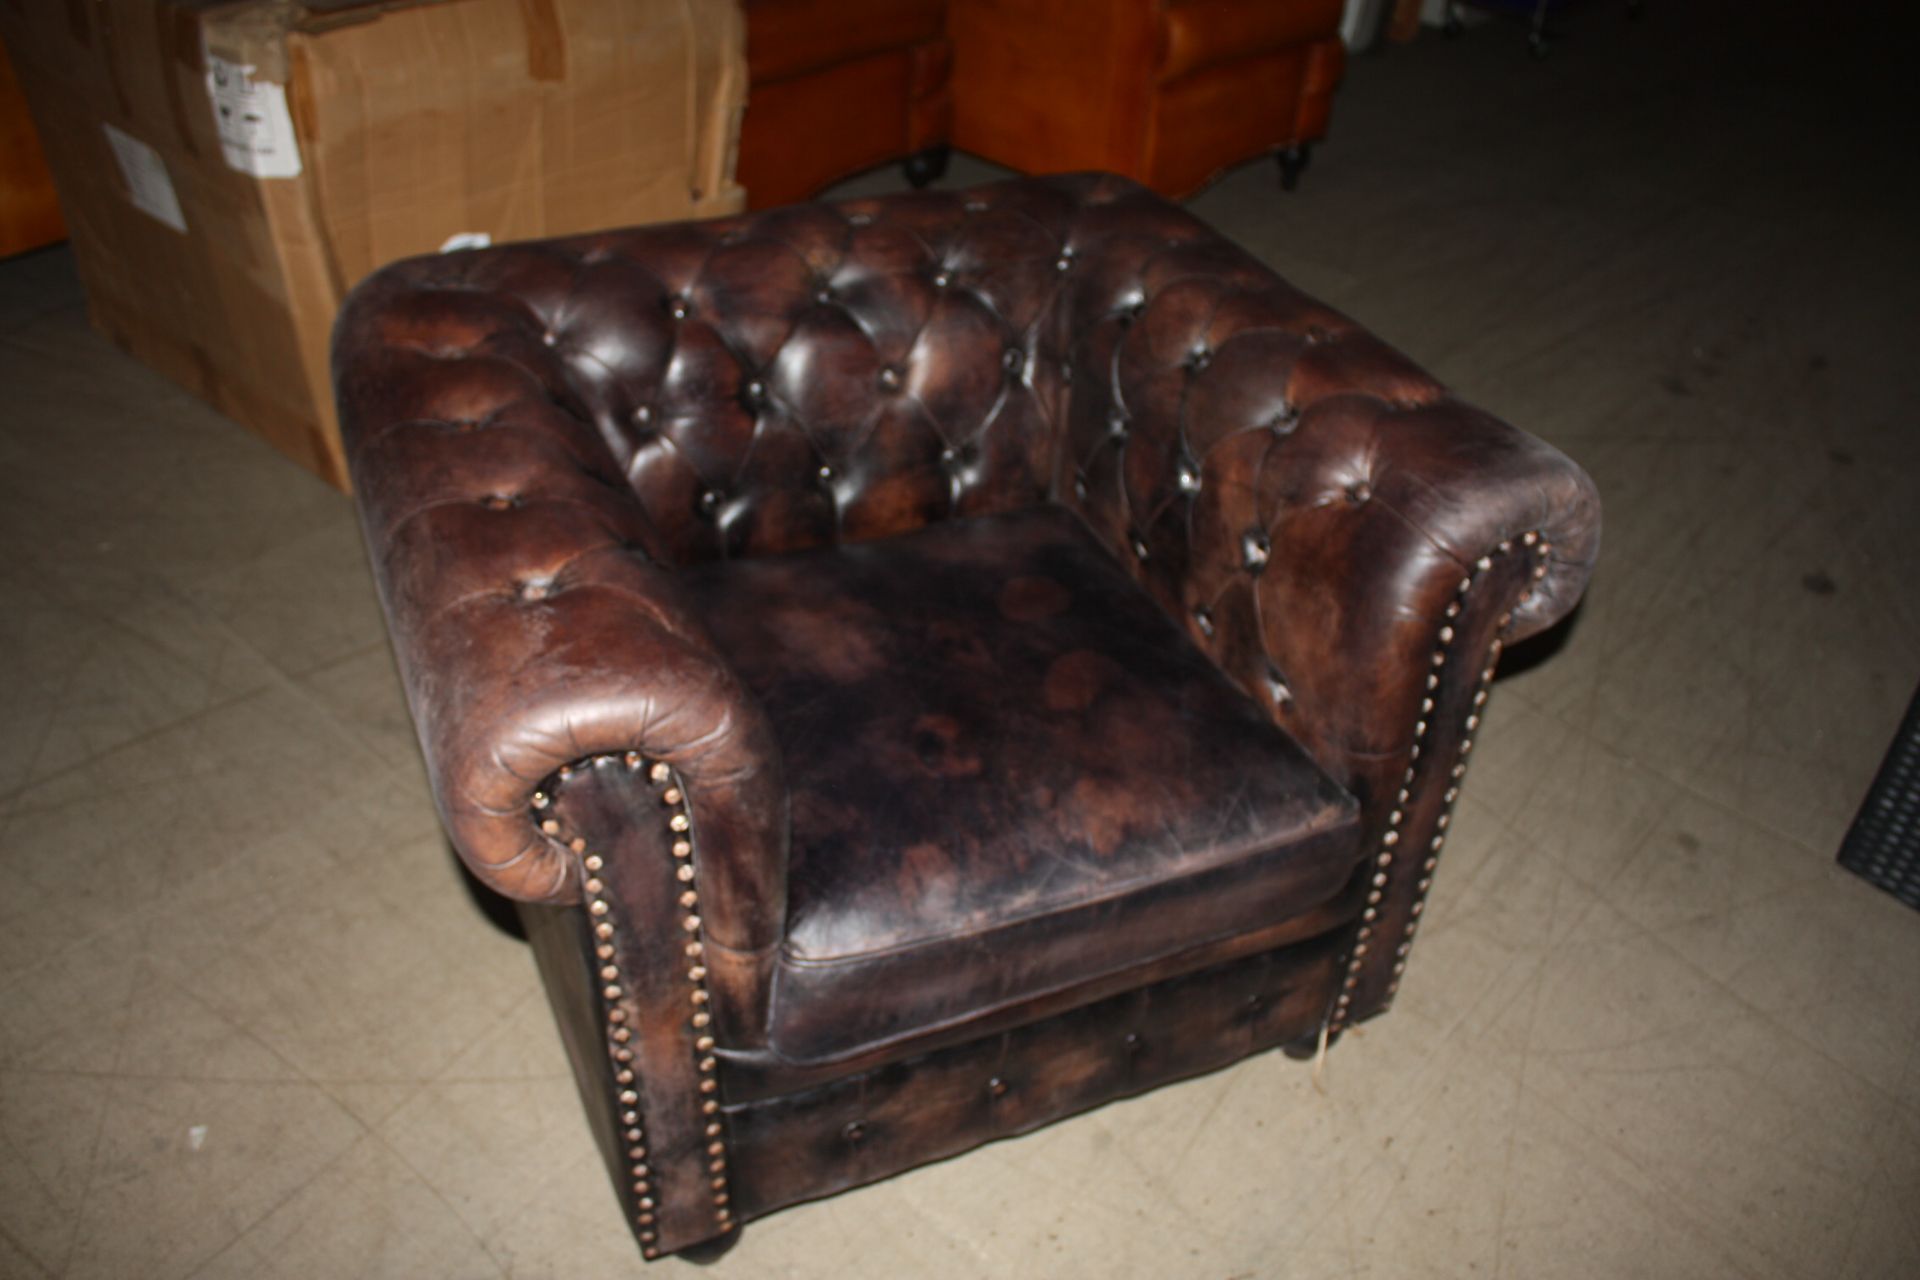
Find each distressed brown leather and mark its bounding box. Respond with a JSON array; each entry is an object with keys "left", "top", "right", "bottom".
[
  {"left": 948, "top": 0, "right": 1347, "bottom": 198},
  {"left": 682, "top": 506, "right": 1360, "bottom": 1064},
  {"left": 335, "top": 172, "right": 1600, "bottom": 1258}
]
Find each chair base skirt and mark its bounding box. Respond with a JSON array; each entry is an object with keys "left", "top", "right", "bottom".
[{"left": 526, "top": 897, "right": 1349, "bottom": 1255}]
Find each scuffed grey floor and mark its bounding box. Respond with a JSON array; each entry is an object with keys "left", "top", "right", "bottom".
[{"left": 3, "top": 3, "right": 1916, "bottom": 1276}]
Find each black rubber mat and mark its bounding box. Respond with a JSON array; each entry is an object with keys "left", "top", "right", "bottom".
[{"left": 1837, "top": 683, "right": 1920, "bottom": 912}]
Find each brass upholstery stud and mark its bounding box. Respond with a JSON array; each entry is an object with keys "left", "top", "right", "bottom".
[
  {"left": 546, "top": 758, "right": 733, "bottom": 1243},
  {"left": 1329, "top": 531, "right": 1540, "bottom": 1036}
]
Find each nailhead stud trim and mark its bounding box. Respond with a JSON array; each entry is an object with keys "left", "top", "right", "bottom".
[
  {"left": 1328, "top": 533, "right": 1550, "bottom": 1034},
  {"left": 534, "top": 753, "right": 734, "bottom": 1257}
]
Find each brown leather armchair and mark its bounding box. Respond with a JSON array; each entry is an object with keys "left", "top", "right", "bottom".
[
  {"left": 948, "top": 0, "right": 1348, "bottom": 195},
  {"left": 334, "top": 173, "right": 1598, "bottom": 1260},
  {"left": 736, "top": 0, "right": 952, "bottom": 208}
]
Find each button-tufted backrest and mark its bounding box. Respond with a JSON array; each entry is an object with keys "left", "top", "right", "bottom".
[
  {"left": 339, "top": 173, "right": 1596, "bottom": 805},
  {"left": 342, "top": 176, "right": 1175, "bottom": 566}
]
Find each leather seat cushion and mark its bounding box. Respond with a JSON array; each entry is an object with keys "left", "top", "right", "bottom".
[{"left": 681, "top": 506, "right": 1362, "bottom": 1063}]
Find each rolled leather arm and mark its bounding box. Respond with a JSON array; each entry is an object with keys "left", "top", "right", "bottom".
[
  {"left": 333, "top": 263, "right": 786, "bottom": 946},
  {"left": 1053, "top": 200, "right": 1599, "bottom": 786},
  {"left": 1203, "top": 383, "right": 1601, "bottom": 787}
]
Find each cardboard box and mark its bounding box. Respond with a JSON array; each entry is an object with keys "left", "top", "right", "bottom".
[{"left": 1, "top": 1, "right": 747, "bottom": 488}]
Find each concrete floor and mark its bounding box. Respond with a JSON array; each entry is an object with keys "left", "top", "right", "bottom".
[{"left": 4, "top": 3, "right": 1918, "bottom": 1277}]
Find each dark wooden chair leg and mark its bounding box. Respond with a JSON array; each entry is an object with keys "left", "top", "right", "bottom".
[{"left": 676, "top": 1227, "right": 742, "bottom": 1265}]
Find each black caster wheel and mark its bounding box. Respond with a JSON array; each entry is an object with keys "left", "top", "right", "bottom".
[
  {"left": 902, "top": 144, "right": 950, "bottom": 189},
  {"left": 1276, "top": 143, "right": 1313, "bottom": 192}
]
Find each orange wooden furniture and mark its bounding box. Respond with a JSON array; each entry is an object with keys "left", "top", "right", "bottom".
[
  {"left": 0, "top": 35, "right": 64, "bottom": 257},
  {"left": 736, "top": 0, "right": 952, "bottom": 209},
  {"left": 947, "top": 0, "right": 1347, "bottom": 197}
]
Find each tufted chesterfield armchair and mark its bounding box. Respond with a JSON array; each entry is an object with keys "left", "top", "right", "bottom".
[
  {"left": 334, "top": 173, "right": 1599, "bottom": 1260},
  {"left": 948, "top": 0, "right": 1349, "bottom": 196},
  {"left": 736, "top": 0, "right": 952, "bottom": 208}
]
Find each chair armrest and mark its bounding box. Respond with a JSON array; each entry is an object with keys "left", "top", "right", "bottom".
[
  {"left": 1053, "top": 189, "right": 1599, "bottom": 787},
  {"left": 332, "top": 264, "right": 786, "bottom": 955},
  {"left": 1053, "top": 187, "right": 1598, "bottom": 1028}
]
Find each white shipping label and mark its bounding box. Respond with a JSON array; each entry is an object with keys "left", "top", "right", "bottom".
[
  {"left": 101, "top": 125, "right": 187, "bottom": 233},
  {"left": 205, "top": 54, "right": 302, "bottom": 178}
]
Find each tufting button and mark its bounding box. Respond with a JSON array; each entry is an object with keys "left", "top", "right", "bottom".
[
  {"left": 540, "top": 329, "right": 559, "bottom": 347},
  {"left": 842, "top": 1121, "right": 866, "bottom": 1143},
  {"left": 1060, "top": 362, "right": 1073, "bottom": 384},
  {"left": 667, "top": 296, "right": 692, "bottom": 321},
  {"left": 1123, "top": 1032, "right": 1143, "bottom": 1052},
  {"left": 1242, "top": 529, "right": 1271, "bottom": 571},
  {"left": 1107, "top": 409, "right": 1129, "bottom": 440},
  {"left": 1002, "top": 347, "right": 1025, "bottom": 376},
  {"left": 931, "top": 270, "right": 952, "bottom": 289},
  {"left": 741, "top": 379, "right": 767, "bottom": 408},
  {"left": 1347, "top": 480, "right": 1373, "bottom": 503},
  {"left": 877, "top": 365, "right": 902, "bottom": 392},
  {"left": 697, "top": 487, "right": 726, "bottom": 517},
  {"left": 631, "top": 404, "right": 653, "bottom": 427},
  {"left": 847, "top": 212, "right": 873, "bottom": 227},
  {"left": 987, "top": 1077, "right": 1009, "bottom": 1098},
  {"left": 1130, "top": 533, "right": 1150, "bottom": 562},
  {"left": 813, "top": 286, "right": 834, "bottom": 306},
  {"left": 816, "top": 463, "right": 834, "bottom": 486},
  {"left": 1270, "top": 406, "right": 1299, "bottom": 433},
  {"left": 519, "top": 580, "right": 551, "bottom": 602},
  {"left": 484, "top": 494, "right": 516, "bottom": 510},
  {"left": 1304, "top": 324, "right": 1329, "bottom": 344},
  {"left": 1176, "top": 461, "right": 1202, "bottom": 494},
  {"left": 939, "top": 444, "right": 959, "bottom": 468},
  {"left": 1072, "top": 476, "right": 1089, "bottom": 499},
  {"left": 1187, "top": 348, "right": 1212, "bottom": 374},
  {"left": 1054, "top": 251, "right": 1073, "bottom": 272},
  {"left": 1193, "top": 606, "right": 1215, "bottom": 637}
]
